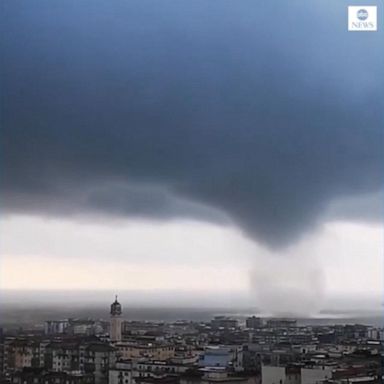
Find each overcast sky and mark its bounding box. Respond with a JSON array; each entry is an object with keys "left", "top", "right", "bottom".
[{"left": 0, "top": 0, "right": 383, "bottom": 315}]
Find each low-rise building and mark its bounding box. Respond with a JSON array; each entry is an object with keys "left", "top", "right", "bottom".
[{"left": 116, "top": 342, "right": 175, "bottom": 361}]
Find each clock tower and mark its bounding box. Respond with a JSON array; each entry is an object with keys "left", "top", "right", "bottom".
[{"left": 110, "top": 295, "right": 122, "bottom": 342}]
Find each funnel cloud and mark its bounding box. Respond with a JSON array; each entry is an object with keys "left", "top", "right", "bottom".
[{"left": 1, "top": 0, "right": 383, "bottom": 247}]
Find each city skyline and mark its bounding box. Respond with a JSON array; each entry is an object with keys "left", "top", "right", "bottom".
[{"left": 1, "top": 0, "right": 383, "bottom": 316}]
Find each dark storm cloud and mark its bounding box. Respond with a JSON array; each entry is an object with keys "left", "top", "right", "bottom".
[{"left": 1, "top": 0, "right": 383, "bottom": 246}]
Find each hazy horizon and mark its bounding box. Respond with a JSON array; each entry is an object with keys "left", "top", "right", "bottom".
[{"left": 1, "top": 289, "right": 382, "bottom": 314}]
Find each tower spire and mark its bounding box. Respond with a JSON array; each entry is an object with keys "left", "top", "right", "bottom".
[{"left": 110, "top": 295, "right": 122, "bottom": 342}]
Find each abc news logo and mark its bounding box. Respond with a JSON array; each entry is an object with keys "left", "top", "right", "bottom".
[{"left": 348, "top": 6, "right": 377, "bottom": 31}]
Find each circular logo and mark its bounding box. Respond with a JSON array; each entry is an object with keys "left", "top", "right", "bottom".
[{"left": 357, "top": 9, "right": 368, "bottom": 20}]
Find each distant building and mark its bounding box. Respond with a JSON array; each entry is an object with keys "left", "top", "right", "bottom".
[
  {"left": 44, "top": 320, "right": 70, "bottom": 335},
  {"left": 9, "top": 368, "right": 94, "bottom": 384},
  {"left": 242, "top": 344, "right": 262, "bottom": 373},
  {"left": 262, "top": 364, "right": 334, "bottom": 384},
  {"left": 109, "top": 360, "right": 133, "bottom": 384},
  {"left": 199, "top": 345, "right": 243, "bottom": 371},
  {"left": 211, "top": 317, "right": 238, "bottom": 329},
  {"left": 2, "top": 338, "right": 44, "bottom": 371},
  {"left": 115, "top": 342, "right": 175, "bottom": 360},
  {"left": 199, "top": 367, "right": 253, "bottom": 384},
  {"left": 45, "top": 319, "right": 105, "bottom": 337},
  {"left": 109, "top": 359, "right": 193, "bottom": 384},
  {"left": 261, "top": 365, "right": 301, "bottom": 384},
  {"left": 110, "top": 296, "right": 123, "bottom": 342},
  {"left": 44, "top": 341, "right": 116, "bottom": 384},
  {"left": 266, "top": 319, "right": 297, "bottom": 329},
  {"left": 246, "top": 316, "right": 263, "bottom": 329},
  {"left": 86, "top": 343, "right": 116, "bottom": 384},
  {"left": 301, "top": 366, "right": 333, "bottom": 384}
]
